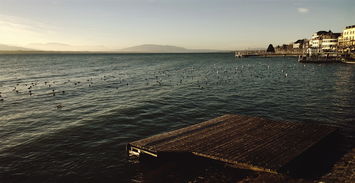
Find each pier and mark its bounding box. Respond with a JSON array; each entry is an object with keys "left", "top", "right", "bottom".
[
  {"left": 235, "top": 50, "right": 301, "bottom": 58},
  {"left": 297, "top": 52, "right": 355, "bottom": 64},
  {"left": 127, "top": 114, "right": 337, "bottom": 174},
  {"left": 298, "top": 55, "right": 342, "bottom": 63}
]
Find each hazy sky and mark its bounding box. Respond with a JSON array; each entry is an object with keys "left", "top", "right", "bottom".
[{"left": 0, "top": 0, "right": 354, "bottom": 50}]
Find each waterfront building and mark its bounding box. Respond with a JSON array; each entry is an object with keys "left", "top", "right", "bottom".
[
  {"left": 308, "top": 31, "right": 340, "bottom": 55},
  {"left": 322, "top": 33, "right": 341, "bottom": 52},
  {"left": 275, "top": 43, "right": 294, "bottom": 54},
  {"left": 293, "top": 39, "right": 309, "bottom": 54},
  {"left": 338, "top": 25, "right": 355, "bottom": 53},
  {"left": 293, "top": 39, "right": 308, "bottom": 49}
]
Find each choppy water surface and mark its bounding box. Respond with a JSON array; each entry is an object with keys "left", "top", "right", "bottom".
[{"left": 0, "top": 53, "right": 354, "bottom": 182}]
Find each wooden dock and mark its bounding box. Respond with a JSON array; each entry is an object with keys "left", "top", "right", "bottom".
[{"left": 127, "top": 114, "right": 336, "bottom": 174}]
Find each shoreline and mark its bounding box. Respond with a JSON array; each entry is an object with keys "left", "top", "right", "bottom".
[{"left": 0, "top": 50, "right": 233, "bottom": 55}]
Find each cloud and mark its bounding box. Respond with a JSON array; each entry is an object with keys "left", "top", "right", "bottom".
[
  {"left": 297, "top": 8, "right": 309, "bottom": 13},
  {"left": 0, "top": 14, "right": 56, "bottom": 45},
  {"left": 0, "top": 14, "right": 54, "bottom": 34}
]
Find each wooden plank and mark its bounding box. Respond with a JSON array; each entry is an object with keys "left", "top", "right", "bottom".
[{"left": 128, "top": 114, "right": 337, "bottom": 173}]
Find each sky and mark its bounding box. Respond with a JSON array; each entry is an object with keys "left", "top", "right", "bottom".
[{"left": 0, "top": 0, "right": 354, "bottom": 50}]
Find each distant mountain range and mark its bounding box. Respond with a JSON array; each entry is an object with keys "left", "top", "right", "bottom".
[
  {"left": 0, "top": 43, "right": 228, "bottom": 53},
  {"left": 120, "top": 44, "right": 226, "bottom": 53},
  {"left": 0, "top": 44, "right": 33, "bottom": 51},
  {"left": 27, "top": 42, "right": 108, "bottom": 51}
]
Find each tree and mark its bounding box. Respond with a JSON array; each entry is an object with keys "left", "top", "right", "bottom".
[{"left": 266, "top": 44, "right": 275, "bottom": 53}]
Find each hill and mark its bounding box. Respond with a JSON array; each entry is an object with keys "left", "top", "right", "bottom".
[
  {"left": 0, "top": 44, "right": 32, "bottom": 51},
  {"left": 121, "top": 44, "right": 225, "bottom": 53},
  {"left": 27, "top": 42, "right": 108, "bottom": 51}
]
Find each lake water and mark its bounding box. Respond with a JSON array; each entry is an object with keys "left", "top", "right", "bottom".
[{"left": 0, "top": 53, "right": 354, "bottom": 182}]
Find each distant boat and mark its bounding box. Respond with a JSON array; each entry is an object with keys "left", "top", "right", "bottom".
[{"left": 341, "top": 57, "right": 355, "bottom": 64}]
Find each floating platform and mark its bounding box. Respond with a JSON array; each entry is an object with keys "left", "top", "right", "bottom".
[{"left": 127, "top": 114, "right": 337, "bottom": 174}]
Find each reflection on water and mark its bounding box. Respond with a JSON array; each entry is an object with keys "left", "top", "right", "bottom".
[{"left": 0, "top": 53, "right": 354, "bottom": 182}]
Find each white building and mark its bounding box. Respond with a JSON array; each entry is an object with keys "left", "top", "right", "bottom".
[
  {"left": 321, "top": 37, "right": 339, "bottom": 52},
  {"left": 308, "top": 31, "right": 340, "bottom": 55},
  {"left": 310, "top": 33, "right": 321, "bottom": 49},
  {"left": 338, "top": 25, "right": 355, "bottom": 53},
  {"left": 343, "top": 25, "right": 355, "bottom": 41},
  {"left": 293, "top": 39, "right": 308, "bottom": 49}
]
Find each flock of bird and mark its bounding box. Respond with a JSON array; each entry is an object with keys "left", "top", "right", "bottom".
[
  {"left": 0, "top": 76, "right": 118, "bottom": 105},
  {"left": 0, "top": 63, "right": 296, "bottom": 107}
]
